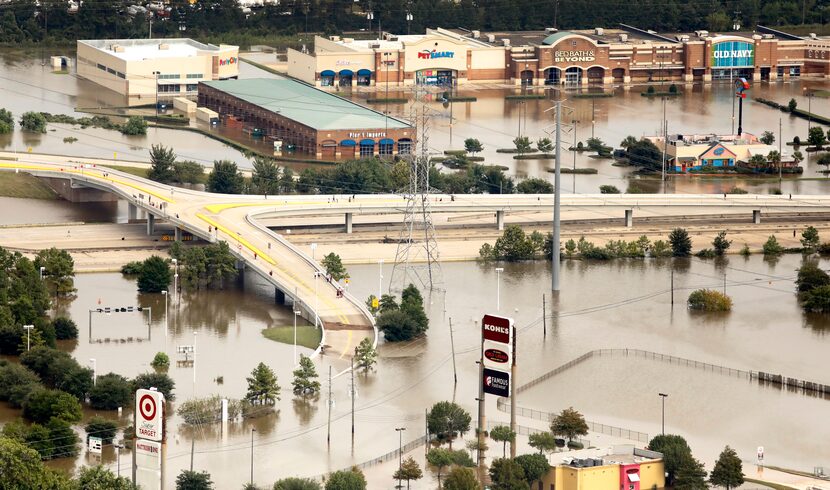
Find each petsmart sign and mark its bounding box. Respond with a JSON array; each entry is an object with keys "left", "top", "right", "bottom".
[{"left": 711, "top": 41, "right": 754, "bottom": 68}]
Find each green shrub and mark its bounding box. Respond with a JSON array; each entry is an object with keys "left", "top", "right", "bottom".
[
  {"left": 726, "top": 186, "right": 748, "bottom": 194},
  {"left": 599, "top": 185, "right": 621, "bottom": 194},
  {"left": 796, "top": 262, "right": 830, "bottom": 293},
  {"left": 151, "top": 352, "right": 170, "bottom": 369},
  {"left": 687, "top": 289, "right": 732, "bottom": 311},
  {"left": 801, "top": 285, "right": 830, "bottom": 312},
  {"left": 120, "top": 116, "right": 147, "bottom": 136},
  {"left": 120, "top": 261, "right": 143, "bottom": 275},
  {"left": 740, "top": 244, "right": 751, "bottom": 256},
  {"left": 695, "top": 248, "right": 717, "bottom": 258},
  {"left": 85, "top": 416, "right": 118, "bottom": 444},
  {"left": 51, "top": 317, "right": 78, "bottom": 340},
  {"left": 762, "top": 235, "right": 784, "bottom": 256}
]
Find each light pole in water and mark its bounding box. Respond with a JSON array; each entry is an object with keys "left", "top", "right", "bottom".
[
  {"left": 250, "top": 428, "right": 256, "bottom": 486},
  {"left": 659, "top": 392, "right": 668, "bottom": 435},
  {"left": 162, "top": 290, "right": 168, "bottom": 338},
  {"left": 495, "top": 267, "right": 504, "bottom": 311},
  {"left": 395, "top": 427, "right": 406, "bottom": 488},
  {"left": 89, "top": 358, "right": 97, "bottom": 386}
]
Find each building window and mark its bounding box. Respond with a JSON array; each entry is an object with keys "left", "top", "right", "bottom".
[
  {"left": 186, "top": 73, "right": 204, "bottom": 79},
  {"left": 97, "top": 63, "right": 106, "bottom": 71},
  {"left": 398, "top": 139, "right": 413, "bottom": 155},
  {"left": 158, "top": 84, "right": 181, "bottom": 93},
  {"left": 116, "top": 72, "right": 126, "bottom": 79},
  {"left": 106, "top": 67, "right": 116, "bottom": 75},
  {"left": 158, "top": 74, "right": 180, "bottom": 80},
  {"left": 186, "top": 84, "right": 198, "bottom": 92},
  {"left": 379, "top": 141, "right": 393, "bottom": 156}
]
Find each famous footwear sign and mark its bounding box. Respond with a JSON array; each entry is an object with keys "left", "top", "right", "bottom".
[{"left": 711, "top": 41, "right": 754, "bottom": 68}]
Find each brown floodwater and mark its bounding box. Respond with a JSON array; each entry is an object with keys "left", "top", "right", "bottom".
[{"left": 0, "top": 239, "right": 825, "bottom": 487}]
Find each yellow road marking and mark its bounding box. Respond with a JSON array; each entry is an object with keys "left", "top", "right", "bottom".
[
  {"left": 0, "top": 162, "right": 173, "bottom": 204},
  {"left": 196, "top": 212, "right": 351, "bottom": 325},
  {"left": 339, "top": 330, "right": 354, "bottom": 359},
  {"left": 196, "top": 213, "right": 275, "bottom": 265}
]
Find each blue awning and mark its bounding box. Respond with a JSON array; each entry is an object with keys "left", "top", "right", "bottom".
[
  {"left": 339, "top": 69, "right": 353, "bottom": 76},
  {"left": 321, "top": 70, "right": 335, "bottom": 77},
  {"left": 357, "top": 69, "right": 372, "bottom": 76},
  {"left": 359, "top": 139, "right": 375, "bottom": 146},
  {"left": 379, "top": 138, "right": 394, "bottom": 145},
  {"left": 340, "top": 139, "right": 356, "bottom": 147},
  {"left": 398, "top": 137, "right": 413, "bottom": 142}
]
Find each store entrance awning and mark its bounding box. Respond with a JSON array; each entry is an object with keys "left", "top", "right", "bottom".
[
  {"left": 321, "top": 70, "right": 335, "bottom": 77},
  {"left": 628, "top": 473, "right": 640, "bottom": 482},
  {"left": 357, "top": 69, "right": 372, "bottom": 76},
  {"left": 379, "top": 138, "right": 394, "bottom": 145},
  {"left": 360, "top": 139, "right": 375, "bottom": 146},
  {"left": 340, "top": 139, "right": 356, "bottom": 147},
  {"left": 339, "top": 69, "right": 353, "bottom": 76}
]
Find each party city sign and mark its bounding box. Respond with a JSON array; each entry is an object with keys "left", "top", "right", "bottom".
[
  {"left": 418, "top": 50, "right": 455, "bottom": 60},
  {"left": 219, "top": 56, "right": 238, "bottom": 66},
  {"left": 711, "top": 41, "right": 754, "bottom": 68}
]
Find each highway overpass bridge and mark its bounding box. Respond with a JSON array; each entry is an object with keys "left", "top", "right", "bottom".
[{"left": 4, "top": 152, "right": 830, "bottom": 368}]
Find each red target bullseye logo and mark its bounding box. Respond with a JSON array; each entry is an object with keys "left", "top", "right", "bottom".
[{"left": 139, "top": 394, "right": 157, "bottom": 420}]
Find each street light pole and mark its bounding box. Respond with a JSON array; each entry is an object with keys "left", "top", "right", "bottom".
[
  {"left": 153, "top": 71, "right": 160, "bottom": 117},
  {"left": 162, "top": 290, "right": 168, "bottom": 338},
  {"left": 314, "top": 271, "right": 319, "bottom": 328},
  {"left": 395, "top": 427, "right": 406, "bottom": 488},
  {"left": 90, "top": 358, "right": 97, "bottom": 385},
  {"left": 495, "top": 267, "right": 504, "bottom": 311},
  {"left": 23, "top": 325, "right": 34, "bottom": 351},
  {"left": 39, "top": 266, "right": 45, "bottom": 280},
  {"left": 250, "top": 428, "right": 256, "bottom": 486},
  {"left": 659, "top": 392, "right": 668, "bottom": 435}
]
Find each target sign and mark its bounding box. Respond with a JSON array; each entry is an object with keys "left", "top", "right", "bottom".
[{"left": 135, "top": 389, "right": 163, "bottom": 442}]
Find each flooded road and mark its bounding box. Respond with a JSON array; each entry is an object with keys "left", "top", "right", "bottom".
[{"left": 0, "top": 244, "right": 823, "bottom": 486}]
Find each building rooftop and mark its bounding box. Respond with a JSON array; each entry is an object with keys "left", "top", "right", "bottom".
[
  {"left": 551, "top": 445, "right": 663, "bottom": 468},
  {"left": 200, "top": 78, "right": 411, "bottom": 131},
  {"left": 79, "top": 38, "right": 233, "bottom": 61}
]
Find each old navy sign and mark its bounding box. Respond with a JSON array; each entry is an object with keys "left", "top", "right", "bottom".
[
  {"left": 483, "top": 367, "right": 511, "bottom": 397},
  {"left": 418, "top": 49, "right": 455, "bottom": 60},
  {"left": 482, "top": 314, "right": 513, "bottom": 345},
  {"left": 711, "top": 41, "right": 754, "bottom": 68}
]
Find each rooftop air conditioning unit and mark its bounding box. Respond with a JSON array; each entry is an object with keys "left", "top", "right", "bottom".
[
  {"left": 388, "top": 36, "right": 398, "bottom": 42},
  {"left": 329, "top": 36, "right": 340, "bottom": 42},
  {"left": 343, "top": 38, "right": 354, "bottom": 43},
  {"left": 472, "top": 30, "right": 481, "bottom": 38},
  {"left": 696, "top": 30, "right": 709, "bottom": 38},
  {"left": 113, "top": 45, "right": 124, "bottom": 53},
  {"left": 809, "top": 33, "right": 817, "bottom": 39},
  {"left": 752, "top": 34, "right": 762, "bottom": 40},
  {"left": 545, "top": 27, "right": 558, "bottom": 34},
  {"left": 619, "top": 33, "right": 629, "bottom": 42},
  {"left": 487, "top": 34, "right": 496, "bottom": 43},
  {"left": 502, "top": 39, "right": 511, "bottom": 46},
  {"left": 595, "top": 27, "right": 604, "bottom": 35},
  {"left": 159, "top": 43, "right": 169, "bottom": 50},
  {"left": 762, "top": 33, "right": 774, "bottom": 39}
]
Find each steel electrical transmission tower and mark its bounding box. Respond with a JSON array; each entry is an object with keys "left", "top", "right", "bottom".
[{"left": 389, "top": 98, "right": 443, "bottom": 293}]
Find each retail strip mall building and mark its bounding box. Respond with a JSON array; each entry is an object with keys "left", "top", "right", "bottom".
[{"left": 288, "top": 25, "right": 829, "bottom": 88}]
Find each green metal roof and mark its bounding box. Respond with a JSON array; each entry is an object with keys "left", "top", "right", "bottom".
[
  {"left": 201, "top": 78, "right": 411, "bottom": 131},
  {"left": 541, "top": 31, "right": 577, "bottom": 46}
]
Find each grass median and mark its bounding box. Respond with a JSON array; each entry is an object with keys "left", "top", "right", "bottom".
[
  {"left": 0, "top": 172, "right": 58, "bottom": 199},
  {"left": 262, "top": 325, "right": 323, "bottom": 350}
]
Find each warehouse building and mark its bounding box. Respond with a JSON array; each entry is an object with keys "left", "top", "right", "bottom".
[
  {"left": 541, "top": 445, "right": 665, "bottom": 490},
  {"left": 287, "top": 25, "right": 829, "bottom": 87},
  {"left": 197, "top": 78, "right": 414, "bottom": 159},
  {"left": 77, "top": 39, "right": 239, "bottom": 106}
]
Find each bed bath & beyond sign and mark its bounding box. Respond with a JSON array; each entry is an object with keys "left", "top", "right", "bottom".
[{"left": 555, "top": 50, "right": 595, "bottom": 62}]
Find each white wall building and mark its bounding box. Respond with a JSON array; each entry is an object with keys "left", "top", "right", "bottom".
[{"left": 77, "top": 38, "right": 239, "bottom": 106}]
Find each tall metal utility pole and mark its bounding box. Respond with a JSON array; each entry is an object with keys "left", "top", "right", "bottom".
[
  {"left": 509, "top": 331, "right": 517, "bottom": 458},
  {"left": 326, "top": 366, "right": 333, "bottom": 447},
  {"left": 779, "top": 117, "right": 783, "bottom": 185},
  {"left": 449, "top": 318, "right": 457, "bottom": 385},
  {"left": 552, "top": 101, "right": 562, "bottom": 291},
  {"left": 661, "top": 97, "right": 667, "bottom": 184},
  {"left": 350, "top": 358, "right": 356, "bottom": 439},
  {"left": 389, "top": 92, "right": 443, "bottom": 292}
]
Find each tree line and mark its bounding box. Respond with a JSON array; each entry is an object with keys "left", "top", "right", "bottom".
[{"left": 1, "top": 0, "right": 827, "bottom": 47}]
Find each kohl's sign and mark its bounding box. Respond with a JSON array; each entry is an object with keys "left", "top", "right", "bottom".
[{"left": 711, "top": 41, "right": 754, "bottom": 67}]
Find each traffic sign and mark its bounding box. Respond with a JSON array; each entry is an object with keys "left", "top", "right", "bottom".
[
  {"left": 483, "top": 367, "right": 511, "bottom": 397},
  {"left": 135, "top": 389, "right": 164, "bottom": 442},
  {"left": 88, "top": 436, "right": 102, "bottom": 454},
  {"left": 482, "top": 314, "right": 513, "bottom": 345}
]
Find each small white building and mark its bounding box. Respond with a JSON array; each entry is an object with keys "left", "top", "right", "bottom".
[{"left": 76, "top": 38, "right": 239, "bottom": 106}]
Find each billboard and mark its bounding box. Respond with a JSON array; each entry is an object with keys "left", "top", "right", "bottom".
[
  {"left": 711, "top": 41, "right": 754, "bottom": 68},
  {"left": 483, "top": 368, "right": 511, "bottom": 397}
]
